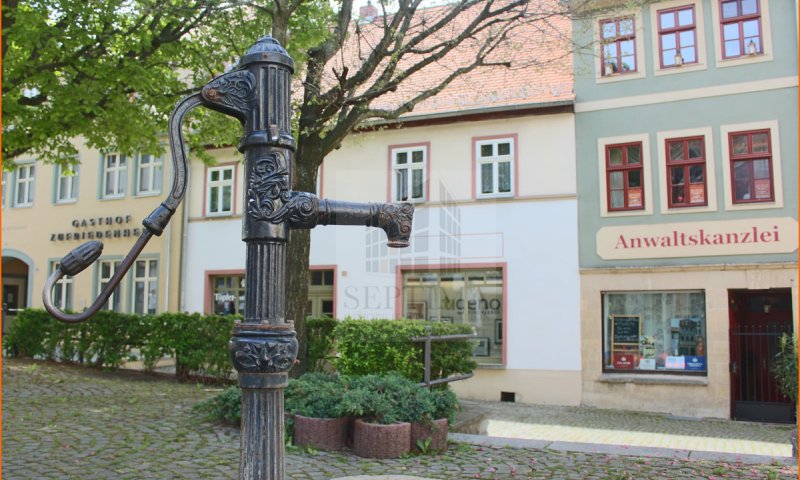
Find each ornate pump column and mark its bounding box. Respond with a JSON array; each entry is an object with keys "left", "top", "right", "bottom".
[{"left": 198, "top": 37, "right": 413, "bottom": 480}]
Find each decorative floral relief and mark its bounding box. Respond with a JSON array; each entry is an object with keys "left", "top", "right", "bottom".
[
  {"left": 202, "top": 70, "right": 255, "bottom": 116},
  {"left": 247, "top": 153, "right": 318, "bottom": 225},
  {"left": 377, "top": 203, "right": 414, "bottom": 236},
  {"left": 233, "top": 340, "right": 297, "bottom": 372}
]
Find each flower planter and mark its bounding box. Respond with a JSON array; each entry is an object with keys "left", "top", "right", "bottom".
[
  {"left": 353, "top": 418, "right": 411, "bottom": 458},
  {"left": 293, "top": 415, "right": 348, "bottom": 451},
  {"left": 411, "top": 418, "right": 448, "bottom": 452}
]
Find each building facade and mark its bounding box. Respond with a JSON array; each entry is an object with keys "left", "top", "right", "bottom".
[
  {"left": 2, "top": 139, "right": 184, "bottom": 330},
  {"left": 573, "top": 0, "right": 798, "bottom": 420}
]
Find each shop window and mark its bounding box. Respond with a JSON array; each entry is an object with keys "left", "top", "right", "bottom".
[
  {"left": 132, "top": 259, "right": 158, "bottom": 315},
  {"left": 475, "top": 137, "right": 514, "bottom": 198},
  {"left": 49, "top": 261, "right": 73, "bottom": 311},
  {"left": 97, "top": 259, "right": 122, "bottom": 312},
  {"left": 14, "top": 164, "right": 35, "bottom": 207},
  {"left": 212, "top": 275, "right": 245, "bottom": 315},
  {"left": 603, "top": 291, "right": 707, "bottom": 374},
  {"left": 403, "top": 268, "right": 504, "bottom": 365},
  {"left": 102, "top": 153, "right": 127, "bottom": 199},
  {"left": 600, "top": 17, "right": 637, "bottom": 75},
  {"left": 729, "top": 129, "right": 773, "bottom": 204},
  {"left": 135, "top": 154, "right": 163, "bottom": 196},
  {"left": 391, "top": 145, "right": 427, "bottom": 202},
  {"left": 719, "top": 0, "right": 762, "bottom": 58},
  {"left": 606, "top": 142, "right": 644, "bottom": 211},
  {"left": 666, "top": 136, "right": 707, "bottom": 208},
  {"left": 658, "top": 5, "right": 697, "bottom": 68},
  {"left": 54, "top": 164, "right": 79, "bottom": 204},
  {"left": 206, "top": 165, "right": 235, "bottom": 216}
]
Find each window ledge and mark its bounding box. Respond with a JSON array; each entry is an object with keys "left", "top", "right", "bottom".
[
  {"left": 477, "top": 363, "right": 505, "bottom": 370},
  {"left": 599, "top": 373, "right": 708, "bottom": 386}
]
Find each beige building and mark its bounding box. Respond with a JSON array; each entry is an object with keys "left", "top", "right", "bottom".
[{"left": 2, "top": 138, "right": 184, "bottom": 330}]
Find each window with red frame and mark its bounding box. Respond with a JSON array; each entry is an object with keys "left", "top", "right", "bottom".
[
  {"left": 730, "top": 130, "right": 773, "bottom": 203},
  {"left": 658, "top": 6, "right": 697, "bottom": 68},
  {"left": 666, "top": 137, "right": 707, "bottom": 208},
  {"left": 600, "top": 17, "right": 637, "bottom": 75},
  {"left": 720, "top": 0, "right": 762, "bottom": 58},
  {"left": 606, "top": 142, "right": 644, "bottom": 211}
]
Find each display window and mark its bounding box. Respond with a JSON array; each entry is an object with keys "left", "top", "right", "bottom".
[
  {"left": 403, "top": 268, "right": 504, "bottom": 365},
  {"left": 603, "top": 291, "right": 706, "bottom": 374},
  {"left": 212, "top": 275, "right": 245, "bottom": 315}
]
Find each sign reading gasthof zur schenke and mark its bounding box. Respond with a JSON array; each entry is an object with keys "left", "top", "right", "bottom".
[{"left": 596, "top": 217, "right": 798, "bottom": 260}]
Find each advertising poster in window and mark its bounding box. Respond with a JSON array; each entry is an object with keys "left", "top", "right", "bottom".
[
  {"left": 689, "top": 184, "right": 705, "bottom": 203},
  {"left": 754, "top": 178, "right": 771, "bottom": 199},
  {"left": 627, "top": 188, "right": 642, "bottom": 207}
]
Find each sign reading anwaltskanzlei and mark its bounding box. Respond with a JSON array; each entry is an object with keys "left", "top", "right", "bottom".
[{"left": 596, "top": 217, "right": 798, "bottom": 260}]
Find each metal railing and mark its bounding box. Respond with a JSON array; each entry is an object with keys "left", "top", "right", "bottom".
[{"left": 411, "top": 326, "right": 475, "bottom": 388}]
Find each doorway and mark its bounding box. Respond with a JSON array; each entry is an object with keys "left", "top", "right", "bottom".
[
  {"left": 2, "top": 257, "right": 30, "bottom": 333},
  {"left": 729, "top": 289, "right": 794, "bottom": 423}
]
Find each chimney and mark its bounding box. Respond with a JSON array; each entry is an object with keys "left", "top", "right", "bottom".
[{"left": 359, "top": 1, "right": 378, "bottom": 22}]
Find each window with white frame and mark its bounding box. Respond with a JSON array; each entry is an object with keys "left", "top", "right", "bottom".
[
  {"left": 391, "top": 146, "right": 427, "bottom": 202},
  {"left": 136, "top": 154, "right": 163, "bottom": 195},
  {"left": 102, "top": 153, "right": 127, "bottom": 198},
  {"left": 14, "top": 164, "right": 35, "bottom": 207},
  {"left": 657, "top": 5, "right": 697, "bottom": 68},
  {"left": 98, "top": 259, "right": 122, "bottom": 312},
  {"left": 206, "top": 165, "right": 234, "bottom": 216},
  {"left": 50, "top": 262, "right": 73, "bottom": 311},
  {"left": 475, "top": 138, "right": 514, "bottom": 198},
  {"left": 720, "top": 0, "right": 762, "bottom": 58},
  {"left": 55, "top": 164, "right": 79, "bottom": 203},
  {"left": 600, "top": 17, "right": 637, "bottom": 75},
  {"left": 666, "top": 136, "right": 707, "bottom": 208},
  {"left": 132, "top": 258, "right": 158, "bottom": 315},
  {"left": 729, "top": 129, "right": 773, "bottom": 204},
  {"left": 606, "top": 142, "right": 644, "bottom": 211},
  {"left": 2, "top": 171, "right": 8, "bottom": 208}
]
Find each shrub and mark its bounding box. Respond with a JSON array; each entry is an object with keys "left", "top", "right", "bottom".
[
  {"left": 341, "top": 373, "right": 437, "bottom": 425},
  {"left": 773, "top": 333, "right": 798, "bottom": 403},
  {"left": 333, "top": 319, "right": 476, "bottom": 382},
  {"left": 285, "top": 372, "right": 348, "bottom": 418},
  {"left": 3, "top": 309, "right": 52, "bottom": 358},
  {"left": 193, "top": 386, "right": 242, "bottom": 425},
  {"left": 305, "top": 317, "right": 337, "bottom": 373}
]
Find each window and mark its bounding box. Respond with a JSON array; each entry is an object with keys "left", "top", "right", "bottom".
[
  {"left": 720, "top": 0, "right": 762, "bottom": 58},
  {"left": 666, "top": 137, "right": 707, "bottom": 208},
  {"left": 102, "top": 153, "right": 127, "bottom": 198},
  {"left": 55, "top": 164, "right": 79, "bottom": 203},
  {"left": 391, "top": 146, "right": 427, "bottom": 202},
  {"left": 475, "top": 138, "right": 514, "bottom": 198},
  {"left": 606, "top": 142, "right": 644, "bottom": 211},
  {"left": 50, "top": 262, "right": 73, "bottom": 311},
  {"left": 206, "top": 165, "right": 235, "bottom": 216},
  {"left": 403, "top": 268, "right": 504, "bottom": 365},
  {"left": 600, "top": 17, "right": 637, "bottom": 75},
  {"left": 307, "top": 269, "right": 335, "bottom": 319},
  {"left": 98, "top": 260, "right": 122, "bottom": 312},
  {"left": 658, "top": 6, "right": 697, "bottom": 67},
  {"left": 603, "top": 291, "right": 707, "bottom": 374},
  {"left": 132, "top": 259, "right": 158, "bottom": 315},
  {"left": 211, "top": 275, "right": 245, "bottom": 315},
  {"left": 729, "top": 129, "right": 773, "bottom": 204},
  {"left": 14, "top": 164, "right": 35, "bottom": 207},
  {"left": 2, "top": 171, "right": 8, "bottom": 208},
  {"left": 136, "top": 154, "right": 163, "bottom": 195}
]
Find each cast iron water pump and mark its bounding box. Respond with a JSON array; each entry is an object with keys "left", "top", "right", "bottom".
[{"left": 43, "top": 36, "right": 413, "bottom": 480}]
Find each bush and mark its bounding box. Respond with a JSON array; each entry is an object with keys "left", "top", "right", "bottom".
[
  {"left": 193, "top": 386, "right": 242, "bottom": 425},
  {"left": 285, "top": 372, "right": 348, "bottom": 418},
  {"left": 340, "top": 373, "right": 443, "bottom": 425},
  {"left": 3, "top": 309, "right": 52, "bottom": 358},
  {"left": 305, "top": 317, "right": 338, "bottom": 373},
  {"left": 773, "top": 333, "right": 798, "bottom": 403},
  {"left": 333, "top": 319, "right": 476, "bottom": 382}
]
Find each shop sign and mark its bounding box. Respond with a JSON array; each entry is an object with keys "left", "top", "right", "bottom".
[
  {"left": 665, "top": 356, "right": 685, "bottom": 369},
  {"left": 596, "top": 217, "right": 798, "bottom": 260},
  {"left": 50, "top": 215, "right": 142, "bottom": 242},
  {"left": 685, "top": 356, "right": 706, "bottom": 371},
  {"left": 613, "top": 352, "right": 636, "bottom": 369}
]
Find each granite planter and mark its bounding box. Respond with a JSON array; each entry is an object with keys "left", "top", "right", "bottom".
[
  {"left": 353, "top": 419, "right": 411, "bottom": 458},
  {"left": 411, "top": 418, "right": 448, "bottom": 452},
  {"left": 293, "top": 415, "right": 348, "bottom": 451}
]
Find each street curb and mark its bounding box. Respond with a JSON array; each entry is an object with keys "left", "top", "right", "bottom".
[{"left": 448, "top": 433, "right": 797, "bottom": 466}]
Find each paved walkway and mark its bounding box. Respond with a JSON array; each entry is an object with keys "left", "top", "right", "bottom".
[{"left": 3, "top": 359, "right": 798, "bottom": 480}]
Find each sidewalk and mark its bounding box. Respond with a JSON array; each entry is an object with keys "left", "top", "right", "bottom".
[{"left": 453, "top": 400, "right": 796, "bottom": 461}]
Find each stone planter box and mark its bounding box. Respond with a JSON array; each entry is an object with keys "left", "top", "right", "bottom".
[
  {"left": 411, "top": 418, "right": 448, "bottom": 452},
  {"left": 293, "top": 415, "right": 348, "bottom": 451},
  {"left": 353, "top": 419, "right": 411, "bottom": 458}
]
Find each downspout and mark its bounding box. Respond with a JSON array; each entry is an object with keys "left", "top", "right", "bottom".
[{"left": 178, "top": 158, "right": 191, "bottom": 312}]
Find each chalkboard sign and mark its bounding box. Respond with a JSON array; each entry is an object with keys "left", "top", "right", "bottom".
[{"left": 612, "top": 315, "right": 641, "bottom": 345}]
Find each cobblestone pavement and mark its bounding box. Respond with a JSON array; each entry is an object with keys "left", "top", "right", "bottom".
[
  {"left": 3, "top": 359, "right": 798, "bottom": 480},
  {"left": 467, "top": 400, "right": 795, "bottom": 457}
]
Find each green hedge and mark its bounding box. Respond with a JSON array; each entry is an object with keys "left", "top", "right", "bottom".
[
  {"left": 305, "top": 317, "right": 337, "bottom": 372},
  {"left": 333, "top": 319, "right": 476, "bottom": 382},
  {"left": 3, "top": 309, "right": 236, "bottom": 381}
]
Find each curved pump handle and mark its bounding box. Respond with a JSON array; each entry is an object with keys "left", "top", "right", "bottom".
[{"left": 43, "top": 94, "right": 203, "bottom": 323}]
